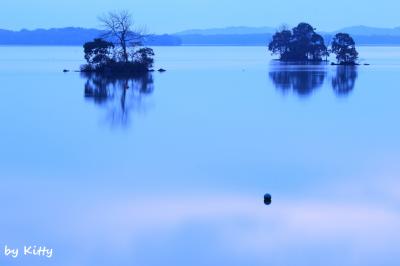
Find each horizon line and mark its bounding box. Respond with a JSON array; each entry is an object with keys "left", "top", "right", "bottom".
[{"left": 1, "top": 24, "right": 400, "bottom": 35}]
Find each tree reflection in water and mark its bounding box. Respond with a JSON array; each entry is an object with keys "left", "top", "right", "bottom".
[
  {"left": 83, "top": 72, "right": 154, "bottom": 127},
  {"left": 269, "top": 64, "right": 358, "bottom": 97},
  {"left": 269, "top": 69, "right": 327, "bottom": 96},
  {"left": 332, "top": 66, "right": 358, "bottom": 96}
]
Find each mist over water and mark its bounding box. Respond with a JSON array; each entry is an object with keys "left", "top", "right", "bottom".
[{"left": 0, "top": 46, "right": 399, "bottom": 266}]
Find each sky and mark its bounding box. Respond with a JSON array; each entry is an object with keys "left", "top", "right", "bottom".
[{"left": 1, "top": 0, "right": 400, "bottom": 33}]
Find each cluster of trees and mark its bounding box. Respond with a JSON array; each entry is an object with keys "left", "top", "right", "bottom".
[
  {"left": 331, "top": 33, "right": 359, "bottom": 64},
  {"left": 82, "top": 11, "right": 155, "bottom": 75},
  {"left": 268, "top": 23, "right": 359, "bottom": 64}
]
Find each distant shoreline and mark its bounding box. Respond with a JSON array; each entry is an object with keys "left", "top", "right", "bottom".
[
  {"left": 0, "top": 44, "right": 399, "bottom": 47},
  {"left": 2, "top": 27, "right": 400, "bottom": 46}
]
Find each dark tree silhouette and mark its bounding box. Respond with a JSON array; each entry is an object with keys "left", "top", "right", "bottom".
[
  {"left": 331, "top": 33, "right": 359, "bottom": 65},
  {"left": 99, "top": 10, "right": 145, "bottom": 63},
  {"left": 81, "top": 11, "right": 155, "bottom": 75},
  {"left": 83, "top": 38, "right": 114, "bottom": 69},
  {"left": 290, "top": 23, "right": 315, "bottom": 61},
  {"left": 131, "top": 48, "right": 155, "bottom": 69},
  {"left": 268, "top": 23, "right": 328, "bottom": 61},
  {"left": 268, "top": 30, "right": 292, "bottom": 60},
  {"left": 310, "top": 34, "right": 330, "bottom": 61}
]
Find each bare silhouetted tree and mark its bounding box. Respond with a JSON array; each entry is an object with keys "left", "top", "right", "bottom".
[{"left": 99, "top": 10, "right": 144, "bottom": 63}]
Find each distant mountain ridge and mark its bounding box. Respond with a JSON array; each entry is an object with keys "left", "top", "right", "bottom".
[
  {"left": 336, "top": 26, "right": 400, "bottom": 36},
  {"left": 174, "top": 25, "right": 400, "bottom": 46},
  {"left": 0, "top": 27, "right": 181, "bottom": 46},
  {"left": 176, "top": 25, "right": 400, "bottom": 36},
  {"left": 2, "top": 25, "right": 400, "bottom": 46},
  {"left": 175, "top": 26, "right": 276, "bottom": 35}
]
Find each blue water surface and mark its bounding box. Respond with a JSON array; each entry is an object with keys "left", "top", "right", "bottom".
[{"left": 0, "top": 46, "right": 399, "bottom": 266}]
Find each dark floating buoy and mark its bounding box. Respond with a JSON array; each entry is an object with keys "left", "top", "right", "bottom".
[
  {"left": 158, "top": 68, "right": 166, "bottom": 72},
  {"left": 264, "top": 193, "right": 272, "bottom": 205}
]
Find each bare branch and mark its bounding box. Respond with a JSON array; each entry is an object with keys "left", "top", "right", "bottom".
[{"left": 98, "top": 10, "right": 145, "bottom": 62}]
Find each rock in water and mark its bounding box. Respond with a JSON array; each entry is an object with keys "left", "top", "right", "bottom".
[{"left": 264, "top": 193, "right": 272, "bottom": 205}]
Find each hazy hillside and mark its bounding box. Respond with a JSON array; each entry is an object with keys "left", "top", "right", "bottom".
[
  {"left": 0, "top": 27, "right": 181, "bottom": 46},
  {"left": 175, "top": 26, "right": 276, "bottom": 35},
  {"left": 177, "top": 34, "right": 271, "bottom": 46},
  {"left": 176, "top": 26, "right": 400, "bottom": 46},
  {"left": 337, "top": 26, "right": 400, "bottom": 36},
  {"left": 176, "top": 25, "right": 400, "bottom": 36},
  {"left": 2, "top": 26, "right": 400, "bottom": 46}
]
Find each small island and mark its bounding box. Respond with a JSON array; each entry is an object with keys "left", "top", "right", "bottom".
[
  {"left": 268, "top": 23, "right": 359, "bottom": 65},
  {"left": 81, "top": 11, "right": 156, "bottom": 76}
]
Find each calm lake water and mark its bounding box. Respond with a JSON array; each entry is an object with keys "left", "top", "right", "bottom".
[{"left": 0, "top": 46, "right": 400, "bottom": 266}]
